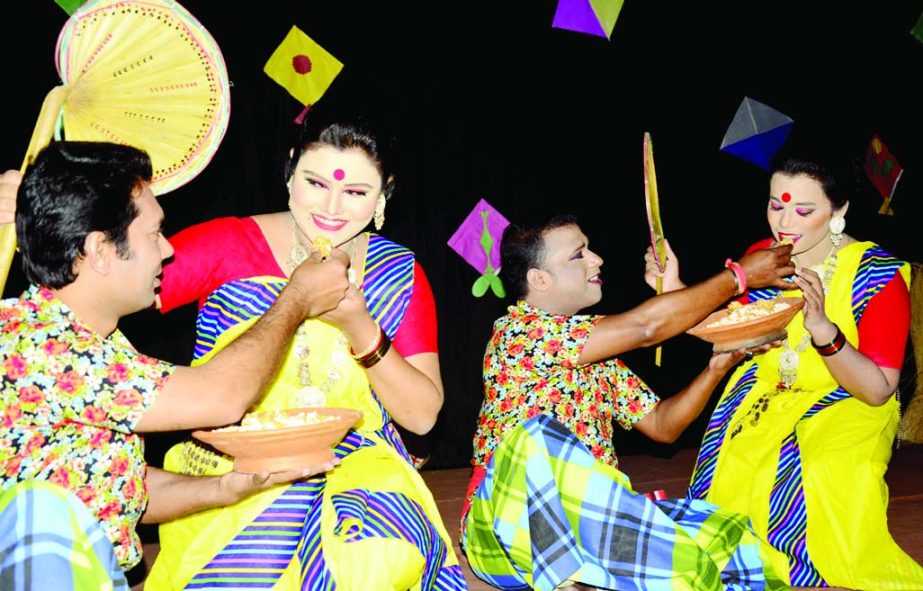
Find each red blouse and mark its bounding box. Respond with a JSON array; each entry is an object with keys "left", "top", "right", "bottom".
[{"left": 159, "top": 217, "right": 438, "bottom": 357}]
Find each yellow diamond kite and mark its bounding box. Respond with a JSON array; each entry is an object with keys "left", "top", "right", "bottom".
[{"left": 264, "top": 26, "right": 343, "bottom": 116}]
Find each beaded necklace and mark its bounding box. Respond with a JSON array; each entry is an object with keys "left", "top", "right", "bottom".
[
  {"left": 777, "top": 244, "right": 838, "bottom": 389},
  {"left": 284, "top": 215, "right": 363, "bottom": 407},
  {"left": 729, "top": 245, "right": 840, "bottom": 439}
]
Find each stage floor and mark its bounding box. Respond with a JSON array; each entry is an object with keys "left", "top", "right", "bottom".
[{"left": 132, "top": 443, "right": 923, "bottom": 590}]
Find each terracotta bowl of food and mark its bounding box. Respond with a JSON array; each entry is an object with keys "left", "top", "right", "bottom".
[
  {"left": 687, "top": 297, "right": 805, "bottom": 353},
  {"left": 193, "top": 407, "right": 362, "bottom": 473}
]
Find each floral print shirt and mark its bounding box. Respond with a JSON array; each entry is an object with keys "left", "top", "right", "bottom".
[
  {"left": 0, "top": 286, "right": 174, "bottom": 568},
  {"left": 472, "top": 300, "right": 659, "bottom": 469}
]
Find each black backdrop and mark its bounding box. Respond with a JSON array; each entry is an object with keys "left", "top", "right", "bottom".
[{"left": 3, "top": 1, "right": 922, "bottom": 470}]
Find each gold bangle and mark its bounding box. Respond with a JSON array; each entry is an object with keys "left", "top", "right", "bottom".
[
  {"left": 350, "top": 323, "right": 382, "bottom": 359},
  {"left": 355, "top": 331, "right": 392, "bottom": 368}
]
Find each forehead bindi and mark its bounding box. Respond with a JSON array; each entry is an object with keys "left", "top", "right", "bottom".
[
  {"left": 771, "top": 173, "right": 829, "bottom": 204},
  {"left": 300, "top": 146, "right": 381, "bottom": 187}
]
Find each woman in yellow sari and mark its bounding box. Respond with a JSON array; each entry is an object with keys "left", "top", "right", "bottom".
[
  {"left": 646, "top": 139, "right": 923, "bottom": 589},
  {"left": 146, "top": 119, "right": 467, "bottom": 589}
]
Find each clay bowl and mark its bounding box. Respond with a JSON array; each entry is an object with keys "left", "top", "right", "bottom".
[
  {"left": 686, "top": 297, "right": 805, "bottom": 353},
  {"left": 193, "top": 407, "right": 362, "bottom": 473}
]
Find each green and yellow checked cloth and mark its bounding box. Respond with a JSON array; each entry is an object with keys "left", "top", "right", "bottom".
[{"left": 463, "top": 415, "right": 786, "bottom": 590}]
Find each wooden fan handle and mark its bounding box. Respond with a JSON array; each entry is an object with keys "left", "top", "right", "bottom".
[{"left": 0, "top": 87, "right": 68, "bottom": 294}]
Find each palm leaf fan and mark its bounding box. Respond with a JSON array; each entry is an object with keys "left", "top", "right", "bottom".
[
  {"left": 644, "top": 132, "right": 667, "bottom": 366},
  {"left": 0, "top": 0, "right": 230, "bottom": 293}
]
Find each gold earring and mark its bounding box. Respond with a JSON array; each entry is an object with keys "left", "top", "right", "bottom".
[
  {"left": 374, "top": 195, "right": 386, "bottom": 230},
  {"left": 829, "top": 215, "right": 845, "bottom": 248}
]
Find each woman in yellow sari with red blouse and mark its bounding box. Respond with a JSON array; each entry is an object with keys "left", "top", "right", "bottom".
[
  {"left": 646, "top": 138, "right": 923, "bottom": 589},
  {"left": 146, "top": 118, "right": 467, "bottom": 590}
]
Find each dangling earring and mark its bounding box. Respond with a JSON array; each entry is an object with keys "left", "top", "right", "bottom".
[
  {"left": 829, "top": 215, "right": 845, "bottom": 248},
  {"left": 374, "top": 195, "right": 386, "bottom": 231}
]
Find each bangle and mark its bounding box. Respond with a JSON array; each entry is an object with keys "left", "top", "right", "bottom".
[
  {"left": 813, "top": 325, "right": 847, "bottom": 357},
  {"left": 726, "top": 266, "right": 740, "bottom": 293},
  {"left": 350, "top": 323, "right": 382, "bottom": 359},
  {"left": 354, "top": 331, "right": 392, "bottom": 369},
  {"left": 724, "top": 258, "right": 747, "bottom": 296}
]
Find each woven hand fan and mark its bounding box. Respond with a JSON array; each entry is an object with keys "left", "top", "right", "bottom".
[
  {"left": 643, "top": 132, "right": 667, "bottom": 366},
  {"left": 644, "top": 132, "right": 666, "bottom": 279},
  {"left": 0, "top": 0, "right": 230, "bottom": 292},
  {"left": 56, "top": 0, "right": 230, "bottom": 193}
]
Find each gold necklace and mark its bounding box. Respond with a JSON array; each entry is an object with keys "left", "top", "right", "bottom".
[
  {"left": 286, "top": 215, "right": 313, "bottom": 273},
  {"left": 728, "top": 245, "right": 841, "bottom": 438},
  {"left": 284, "top": 215, "right": 365, "bottom": 407},
  {"left": 291, "top": 323, "right": 350, "bottom": 408},
  {"left": 778, "top": 246, "right": 838, "bottom": 389}
]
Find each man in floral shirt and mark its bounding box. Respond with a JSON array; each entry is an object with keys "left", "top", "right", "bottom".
[
  {"left": 0, "top": 142, "right": 349, "bottom": 586},
  {"left": 462, "top": 215, "right": 796, "bottom": 591}
]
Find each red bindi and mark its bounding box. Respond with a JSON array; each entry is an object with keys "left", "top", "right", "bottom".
[
  {"left": 781, "top": 192, "right": 791, "bottom": 203},
  {"left": 333, "top": 169, "right": 345, "bottom": 181}
]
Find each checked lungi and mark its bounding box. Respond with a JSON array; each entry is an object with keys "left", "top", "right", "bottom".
[{"left": 462, "top": 415, "right": 786, "bottom": 591}]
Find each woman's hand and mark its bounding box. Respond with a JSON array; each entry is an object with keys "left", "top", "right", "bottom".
[
  {"left": 318, "top": 281, "right": 371, "bottom": 334},
  {"left": 644, "top": 239, "right": 685, "bottom": 292},
  {"left": 793, "top": 267, "right": 838, "bottom": 344}
]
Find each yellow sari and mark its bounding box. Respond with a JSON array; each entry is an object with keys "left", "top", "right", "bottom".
[
  {"left": 688, "top": 241, "right": 923, "bottom": 589},
  {"left": 147, "top": 235, "right": 466, "bottom": 590}
]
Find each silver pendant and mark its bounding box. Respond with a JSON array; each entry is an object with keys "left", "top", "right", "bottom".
[{"left": 780, "top": 349, "right": 799, "bottom": 372}]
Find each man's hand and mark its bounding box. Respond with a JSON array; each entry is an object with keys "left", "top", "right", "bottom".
[
  {"left": 709, "top": 340, "right": 782, "bottom": 372},
  {"left": 643, "top": 239, "right": 685, "bottom": 292},
  {"left": 738, "top": 243, "right": 795, "bottom": 289},
  {"left": 286, "top": 249, "right": 351, "bottom": 318},
  {"left": 143, "top": 459, "right": 340, "bottom": 524},
  {"left": 0, "top": 170, "right": 22, "bottom": 226},
  {"left": 217, "top": 457, "right": 341, "bottom": 505}
]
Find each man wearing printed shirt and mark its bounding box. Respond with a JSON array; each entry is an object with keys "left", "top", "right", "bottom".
[
  {"left": 461, "top": 215, "right": 796, "bottom": 591},
  {"left": 0, "top": 142, "right": 349, "bottom": 588}
]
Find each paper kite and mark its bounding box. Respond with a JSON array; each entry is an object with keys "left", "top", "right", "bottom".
[
  {"left": 719, "top": 97, "right": 794, "bottom": 170},
  {"left": 551, "top": 0, "right": 624, "bottom": 40},
  {"left": 864, "top": 135, "right": 903, "bottom": 215},
  {"left": 448, "top": 199, "right": 510, "bottom": 298},
  {"left": 912, "top": 10, "right": 923, "bottom": 44},
  {"left": 264, "top": 26, "right": 343, "bottom": 123},
  {"left": 55, "top": 0, "right": 84, "bottom": 14}
]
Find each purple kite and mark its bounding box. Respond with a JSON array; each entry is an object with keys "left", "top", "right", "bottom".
[{"left": 447, "top": 199, "right": 510, "bottom": 298}]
